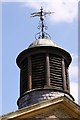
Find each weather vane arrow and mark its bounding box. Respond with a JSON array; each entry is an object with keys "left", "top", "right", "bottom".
[{"left": 31, "top": 7, "right": 54, "bottom": 39}]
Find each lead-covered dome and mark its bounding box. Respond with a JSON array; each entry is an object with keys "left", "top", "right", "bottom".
[{"left": 28, "top": 39, "right": 59, "bottom": 48}]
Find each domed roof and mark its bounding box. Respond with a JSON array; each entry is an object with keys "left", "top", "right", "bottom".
[{"left": 28, "top": 39, "right": 59, "bottom": 48}]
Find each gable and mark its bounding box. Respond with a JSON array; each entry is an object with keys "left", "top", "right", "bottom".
[
  {"left": 1, "top": 96, "right": 80, "bottom": 120},
  {"left": 27, "top": 105, "right": 73, "bottom": 119}
]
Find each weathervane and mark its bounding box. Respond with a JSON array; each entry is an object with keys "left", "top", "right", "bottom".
[{"left": 31, "top": 7, "right": 54, "bottom": 40}]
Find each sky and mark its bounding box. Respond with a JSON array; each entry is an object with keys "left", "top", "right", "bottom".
[{"left": 0, "top": 0, "right": 79, "bottom": 116}]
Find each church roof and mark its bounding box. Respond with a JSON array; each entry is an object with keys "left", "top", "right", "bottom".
[
  {"left": 1, "top": 96, "right": 80, "bottom": 119},
  {"left": 28, "top": 38, "right": 59, "bottom": 48}
]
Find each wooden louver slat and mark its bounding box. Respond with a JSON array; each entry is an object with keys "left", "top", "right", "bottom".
[
  {"left": 31, "top": 54, "right": 45, "bottom": 89},
  {"left": 21, "top": 64, "right": 28, "bottom": 95},
  {"left": 49, "top": 54, "right": 63, "bottom": 90}
]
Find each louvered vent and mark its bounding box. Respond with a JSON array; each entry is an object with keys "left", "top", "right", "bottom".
[
  {"left": 31, "top": 54, "right": 46, "bottom": 89},
  {"left": 49, "top": 54, "right": 63, "bottom": 90},
  {"left": 20, "top": 59, "right": 28, "bottom": 95},
  {"left": 65, "top": 61, "right": 69, "bottom": 91}
]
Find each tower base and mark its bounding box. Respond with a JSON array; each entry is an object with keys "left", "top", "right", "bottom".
[{"left": 17, "top": 88, "right": 74, "bottom": 109}]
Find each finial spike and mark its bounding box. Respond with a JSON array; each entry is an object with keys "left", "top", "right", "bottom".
[{"left": 31, "top": 7, "right": 54, "bottom": 40}]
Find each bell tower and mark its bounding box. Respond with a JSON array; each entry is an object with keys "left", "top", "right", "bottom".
[{"left": 16, "top": 7, "right": 74, "bottom": 109}]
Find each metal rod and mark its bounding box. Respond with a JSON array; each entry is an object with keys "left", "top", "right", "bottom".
[
  {"left": 46, "top": 54, "right": 50, "bottom": 86},
  {"left": 31, "top": 7, "right": 54, "bottom": 39},
  {"left": 66, "top": 67, "right": 70, "bottom": 92},
  {"left": 62, "top": 58, "right": 66, "bottom": 91},
  {"left": 28, "top": 56, "right": 32, "bottom": 90}
]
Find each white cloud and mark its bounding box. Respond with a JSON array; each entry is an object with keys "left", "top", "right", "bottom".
[
  {"left": 69, "top": 65, "right": 78, "bottom": 81},
  {"left": 25, "top": 0, "right": 78, "bottom": 23},
  {"left": 71, "top": 53, "right": 78, "bottom": 60},
  {"left": 69, "top": 54, "right": 78, "bottom": 104},
  {"left": 2, "top": 0, "right": 78, "bottom": 23},
  {"left": 69, "top": 53, "right": 78, "bottom": 82},
  {"left": 70, "top": 81, "right": 78, "bottom": 104}
]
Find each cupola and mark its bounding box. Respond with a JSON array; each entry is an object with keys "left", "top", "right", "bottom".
[{"left": 17, "top": 7, "right": 74, "bottom": 109}]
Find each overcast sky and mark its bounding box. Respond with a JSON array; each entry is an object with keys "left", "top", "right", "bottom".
[{"left": 0, "top": 0, "right": 79, "bottom": 115}]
